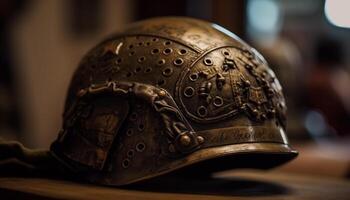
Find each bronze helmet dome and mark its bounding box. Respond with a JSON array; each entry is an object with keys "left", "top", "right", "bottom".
[{"left": 50, "top": 17, "right": 297, "bottom": 186}]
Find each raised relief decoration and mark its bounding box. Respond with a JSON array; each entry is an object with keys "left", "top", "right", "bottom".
[{"left": 177, "top": 47, "right": 285, "bottom": 123}]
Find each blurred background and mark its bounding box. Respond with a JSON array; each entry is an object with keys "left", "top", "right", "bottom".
[{"left": 0, "top": 0, "right": 349, "bottom": 178}]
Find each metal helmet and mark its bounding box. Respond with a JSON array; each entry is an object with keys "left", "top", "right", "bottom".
[{"left": 50, "top": 17, "right": 297, "bottom": 186}]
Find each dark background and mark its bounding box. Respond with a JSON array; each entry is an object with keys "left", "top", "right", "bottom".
[{"left": 0, "top": 0, "right": 349, "bottom": 178}]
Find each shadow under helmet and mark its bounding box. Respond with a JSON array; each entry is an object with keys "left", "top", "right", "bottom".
[{"left": 50, "top": 17, "right": 298, "bottom": 186}]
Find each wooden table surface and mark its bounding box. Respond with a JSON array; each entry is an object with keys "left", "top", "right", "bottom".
[{"left": 0, "top": 170, "right": 349, "bottom": 200}]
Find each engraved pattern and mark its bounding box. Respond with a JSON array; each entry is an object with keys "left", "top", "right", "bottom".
[
  {"left": 177, "top": 47, "right": 286, "bottom": 124},
  {"left": 50, "top": 17, "right": 295, "bottom": 187}
]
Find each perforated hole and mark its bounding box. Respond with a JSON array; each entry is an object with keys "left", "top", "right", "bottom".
[
  {"left": 164, "top": 41, "right": 172, "bottom": 45},
  {"left": 189, "top": 73, "right": 198, "bottom": 81},
  {"left": 197, "top": 106, "right": 208, "bottom": 117},
  {"left": 146, "top": 42, "right": 151, "bottom": 46},
  {"left": 157, "top": 79, "right": 166, "bottom": 86},
  {"left": 184, "top": 87, "right": 195, "bottom": 97},
  {"left": 152, "top": 38, "right": 158, "bottom": 42},
  {"left": 203, "top": 58, "right": 213, "bottom": 66},
  {"left": 122, "top": 159, "right": 130, "bottom": 168},
  {"left": 129, "top": 51, "right": 135, "bottom": 56},
  {"left": 125, "top": 71, "right": 132, "bottom": 77},
  {"left": 127, "top": 150, "right": 134, "bottom": 157},
  {"left": 126, "top": 129, "right": 133, "bottom": 136},
  {"left": 179, "top": 49, "right": 187, "bottom": 55},
  {"left": 135, "top": 67, "right": 142, "bottom": 73},
  {"left": 157, "top": 59, "right": 166, "bottom": 66},
  {"left": 138, "top": 124, "right": 145, "bottom": 131},
  {"left": 144, "top": 67, "right": 152, "bottom": 73},
  {"left": 138, "top": 56, "right": 146, "bottom": 63},
  {"left": 152, "top": 49, "right": 160, "bottom": 54},
  {"left": 128, "top": 44, "right": 134, "bottom": 49},
  {"left": 138, "top": 42, "right": 143, "bottom": 46},
  {"left": 162, "top": 67, "right": 173, "bottom": 77},
  {"left": 223, "top": 51, "right": 230, "bottom": 56},
  {"left": 116, "top": 58, "right": 122, "bottom": 64},
  {"left": 136, "top": 142, "right": 146, "bottom": 152},
  {"left": 174, "top": 58, "right": 184, "bottom": 66},
  {"left": 163, "top": 48, "right": 173, "bottom": 55}
]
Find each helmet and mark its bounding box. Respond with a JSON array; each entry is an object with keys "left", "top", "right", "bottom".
[{"left": 50, "top": 17, "right": 297, "bottom": 186}]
